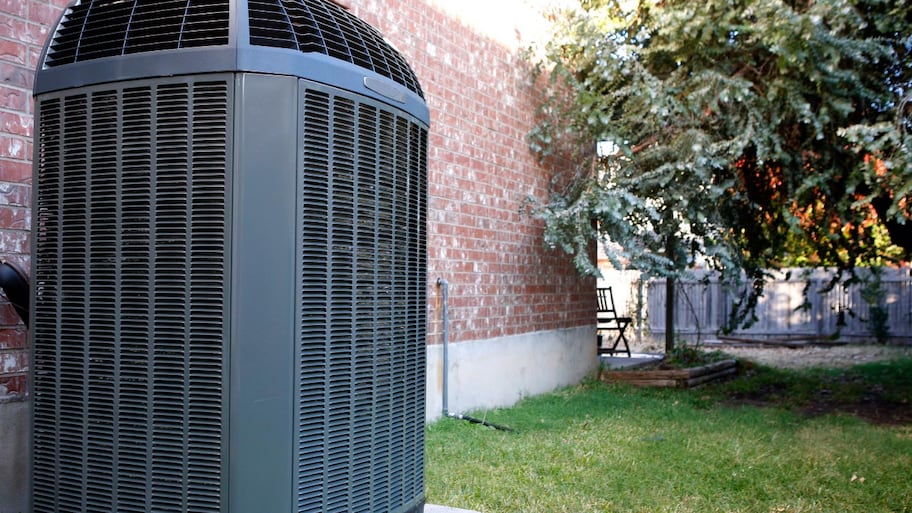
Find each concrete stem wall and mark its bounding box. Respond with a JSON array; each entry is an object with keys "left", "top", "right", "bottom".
[
  {"left": 0, "top": 400, "right": 28, "bottom": 513},
  {"left": 426, "top": 326, "right": 598, "bottom": 422}
]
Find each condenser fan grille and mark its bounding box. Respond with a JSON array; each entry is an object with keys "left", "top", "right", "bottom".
[
  {"left": 43, "top": 0, "right": 424, "bottom": 99},
  {"left": 44, "top": 0, "right": 231, "bottom": 66},
  {"left": 31, "top": 78, "right": 230, "bottom": 513},
  {"left": 248, "top": 0, "right": 424, "bottom": 98}
]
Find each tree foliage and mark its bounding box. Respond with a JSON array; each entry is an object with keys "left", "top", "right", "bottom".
[{"left": 528, "top": 0, "right": 912, "bottom": 328}]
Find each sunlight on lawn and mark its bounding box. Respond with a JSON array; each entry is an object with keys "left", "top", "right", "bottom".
[{"left": 426, "top": 366, "right": 912, "bottom": 513}]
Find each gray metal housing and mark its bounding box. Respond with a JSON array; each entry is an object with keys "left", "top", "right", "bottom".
[{"left": 30, "top": 2, "right": 428, "bottom": 512}]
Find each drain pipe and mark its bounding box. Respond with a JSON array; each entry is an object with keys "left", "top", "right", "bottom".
[
  {"left": 436, "top": 278, "right": 513, "bottom": 432},
  {"left": 438, "top": 277, "right": 451, "bottom": 417}
]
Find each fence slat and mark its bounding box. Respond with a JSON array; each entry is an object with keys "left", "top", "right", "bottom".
[{"left": 599, "top": 268, "right": 912, "bottom": 342}]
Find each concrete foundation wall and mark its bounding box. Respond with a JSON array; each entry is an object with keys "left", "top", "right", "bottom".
[
  {"left": 0, "top": 399, "right": 28, "bottom": 513},
  {"left": 426, "top": 325, "right": 597, "bottom": 422}
]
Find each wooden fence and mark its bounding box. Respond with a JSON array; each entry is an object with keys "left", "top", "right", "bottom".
[{"left": 599, "top": 268, "right": 912, "bottom": 343}]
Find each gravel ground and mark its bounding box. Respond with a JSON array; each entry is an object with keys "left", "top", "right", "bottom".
[
  {"left": 715, "top": 343, "right": 912, "bottom": 369},
  {"left": 632, "top": 338, "right": 912, "bottom": 369}
]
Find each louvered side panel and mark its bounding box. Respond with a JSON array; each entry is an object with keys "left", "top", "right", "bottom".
[
  {"left": 31, "top": 78, "right": 231, "bottom": 513},
  {"left": 351, "top": 103, "right": 380, "bottom": 511},
  {"left": 32, "top": 95, "right": 64, "bottom": 513},
  {"left": 85, "top": 88, "right": 119, "bottom": 511},
  {"left": 185, "top": 82, "right": 231, "bottom": 512},
  {"left": 118, "top": 85, "right": 156, "bottom": 510},
  {"left": 406, "top": 119, "right": 428, "bottom": 501},
  {"left": 297, "top": 89, "right": 332, "bottom": 513},
  {"left": 296, "top": 84, "right": 427, "bottom": 513},
  {"left": 324, "top": 94, "right": 357, "bottom": 512}
]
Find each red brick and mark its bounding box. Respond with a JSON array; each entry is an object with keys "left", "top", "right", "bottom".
[
  {"left": 31, "top": 2, "right": 67, "bottom": 28},
  {"left": 0, "top": 229, "right": 28, "bottom": 253},
  {"left": 0, "top": 327, "right": 26, "bottom": 349},
  {"left": 0, "top": 17, "right": 25, "bottom": 42},
  {"left": 0, "top": 84, "right": 28, "bottom": 112},
  {"left": 0, "top": 182, "right": 30, "bottom": 207},
  {"left": 0, "top": 302, "right": 22, "bottom": 325},
  {"left": 0, "top": 38, "right": 26, "bottom": 65},
  {"left": 0, "top": 61, "right": 31, "bottom": 89},
  {"left": 0, "top": 134, "right": 26, "bottom": 158},
  {"left": 0, "top": 347, "right": 26, "bottom": 375},
  {"left": 0, "top": 159, "right": 30, "bottom": 182},
  {"left": 3, "top": 372, "right": 27, "bottom": 395},
  {"left": 1, "top": 109, "right": 32, "bottom": 136},
  {"left": 0, "top": 0, "right": 27, "bottom": 18},
  {"left": 0, "top": 204, "right": 28, "bottom": 228}
]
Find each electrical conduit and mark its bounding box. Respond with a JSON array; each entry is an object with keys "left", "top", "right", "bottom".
[{"left": 436, "top": 278, "right": 512, "bottom": 432}]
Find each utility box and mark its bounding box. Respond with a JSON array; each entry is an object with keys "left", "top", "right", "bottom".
[{"left": 30, "top": 2, "right": 428, "bottom": 512}]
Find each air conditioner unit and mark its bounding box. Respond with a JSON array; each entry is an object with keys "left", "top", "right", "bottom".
[{"left": 30, "top": 1, "right": 428, "bottom": 512}]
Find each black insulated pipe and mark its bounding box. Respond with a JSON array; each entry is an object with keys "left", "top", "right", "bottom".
[{"left": 0, "top": 261, "right": 29, "bottom": 328}]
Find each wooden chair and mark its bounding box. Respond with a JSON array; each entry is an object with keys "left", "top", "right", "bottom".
[{"left": 596, "top": 287, "right": 632, "bottom": 357}]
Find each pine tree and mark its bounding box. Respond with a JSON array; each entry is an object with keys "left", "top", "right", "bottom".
[{"left": 528, "top": 0, "right": 912, "bottom": 341}]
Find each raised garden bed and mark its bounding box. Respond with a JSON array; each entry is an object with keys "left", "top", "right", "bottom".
[{"left": 602, "top": 358, "right": 737, "bottom": 388}]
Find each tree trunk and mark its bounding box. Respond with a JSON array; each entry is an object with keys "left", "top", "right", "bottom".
[
  {"left": 665, "top": 235, "right": 676, "bottom": 352},
  {"left": 665, "top": 274, "right": 675, "bottom": 352}
]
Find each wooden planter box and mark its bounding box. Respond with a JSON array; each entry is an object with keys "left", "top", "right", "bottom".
[{"left": 603, "top": 359, "right": 737, "bottom": 388}]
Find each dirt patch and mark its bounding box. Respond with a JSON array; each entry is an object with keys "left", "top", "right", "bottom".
[
  {"left": 718, "top": 344, "right": 912, "bottom": 426},
  {"left": 725, "top": 374, "right": 912, "bottom": 425},
  {"left": 633, "top": 340, "right": 912, "bottom": 425},
  {"left": 801, "top": 398, "right": 912, "bottom": 426}
]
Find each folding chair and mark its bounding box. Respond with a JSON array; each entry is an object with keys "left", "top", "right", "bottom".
[{"left": 596, "top": 287, "right": 632, "bottom": 357}]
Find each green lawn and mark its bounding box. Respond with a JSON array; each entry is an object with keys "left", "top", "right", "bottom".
[{"left": 425, "top": 359, "right": 912, "bottom": 513}]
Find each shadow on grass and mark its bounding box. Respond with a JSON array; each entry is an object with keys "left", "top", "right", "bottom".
[{"left": 715, "top": 357, "right": 912, "bottom": 425}]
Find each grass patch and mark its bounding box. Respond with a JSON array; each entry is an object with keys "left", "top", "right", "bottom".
[{"left": 425, "top": 359, "right": 912, "bottom": 513}]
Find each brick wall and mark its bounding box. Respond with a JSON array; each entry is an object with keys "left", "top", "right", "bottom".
[
  {"left": 352, "top": 0, "right": 596, "bottom": 344},
  {"left": 0, "top": 0, "right": 67, "bottom": 399},
  {"left": 0, "top": 0, "right": 595, "bottom": 398}
]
